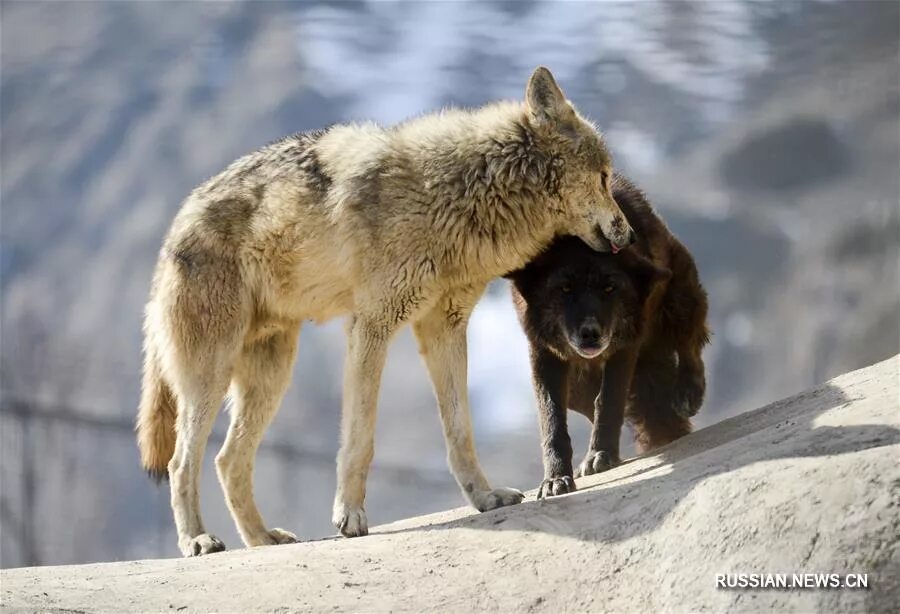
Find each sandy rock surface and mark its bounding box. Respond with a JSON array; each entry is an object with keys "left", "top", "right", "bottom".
[{"left": 2, "top": 356, "right": 898, "bottom": 613}]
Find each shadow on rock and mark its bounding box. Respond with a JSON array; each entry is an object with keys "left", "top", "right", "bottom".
[{"left": 375, "top": 379, "right": 899, "bottom": 546}]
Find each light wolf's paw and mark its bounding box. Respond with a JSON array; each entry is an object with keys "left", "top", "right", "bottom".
[
  {"left": 333, "top": 504, "right": 368, "bottom": 538},
  {"left": 473, "top": 487, "right": 525, "bottom": 512},
  {"left": 576, "top": 450, "right": 620, "bottom": 477},
  {"left": 256, "top": 528, "right": 298, "bottom": 546},
  {"left": 537, "top": 476, "right": 576, "bottom": 500},
  {"left": 181, "top": 533, "right": 226, "bottom": 557}
]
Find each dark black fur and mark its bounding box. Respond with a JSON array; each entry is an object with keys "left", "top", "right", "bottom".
[{"left": 507, "top": 174, "right": 710, "bottom": 498}]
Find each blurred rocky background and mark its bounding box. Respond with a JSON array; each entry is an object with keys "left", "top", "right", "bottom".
[{"left": 1, "top": 0, "right": 897, "bottom": 567}]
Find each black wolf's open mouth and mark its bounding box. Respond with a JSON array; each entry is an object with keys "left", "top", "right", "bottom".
[
  {"left": 567, "top": 337, "right": 609, "bottom": 359},
  {"left": 575, "top": 345, "right": 605, "bottom": 359}
]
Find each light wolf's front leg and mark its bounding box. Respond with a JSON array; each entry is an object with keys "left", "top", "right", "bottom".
[
  {"left": 332, "top": 314, "right": 394, "bottom": 537},
  {"left": 413, "top": 289, "right": 524, "bottom": 512}
]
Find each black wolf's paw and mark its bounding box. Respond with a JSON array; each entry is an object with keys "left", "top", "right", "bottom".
[
  {"left": 537, "top": 476, "right": 576, "bottom": 499},
  {"left": 576, "top": 450, "right": 620, "bottom": 477},
  {"left": 181, "top": 533, "right": 226, "bottom": 557},
  {"left": 673, "top": 373, "right": 705, "bottom": 418}
]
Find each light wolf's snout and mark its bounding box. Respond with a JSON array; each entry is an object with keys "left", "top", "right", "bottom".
[
  {"left": 578, "top": 196, "right": 636, "bottom": 253},
  {"left": 605, "top": 223, "right": 636, "bottom": 254}
]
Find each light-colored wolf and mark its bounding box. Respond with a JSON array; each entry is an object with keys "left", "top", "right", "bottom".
[{"left": 136, "top": 67, "right": 635, "bottom": 557}]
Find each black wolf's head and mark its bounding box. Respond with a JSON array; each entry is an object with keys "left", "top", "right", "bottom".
[{"left": 509, "top": 237, "right": 670, "bottom": 360}]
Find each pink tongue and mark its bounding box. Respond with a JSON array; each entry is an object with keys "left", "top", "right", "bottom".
[{"left": 611, "top": 244, "right": 621, "bottom": 254}]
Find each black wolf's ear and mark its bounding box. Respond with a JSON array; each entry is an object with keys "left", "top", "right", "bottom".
[
  {"left": 503, "top": 260, "right": 541, "bottom": 290},
  {"left": 625, "top": 253, "right": 672, "bottom": 300},
  {"left": 526, "top": 66, "right": 569, "bottom": 125}
]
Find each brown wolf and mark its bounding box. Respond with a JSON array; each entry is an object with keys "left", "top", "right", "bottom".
[
  {"left": 507, "top": 174, "right": 709, "bottom": 498},
  {"left": 136, "top": 67, "right": 635, "bottom": 556}
]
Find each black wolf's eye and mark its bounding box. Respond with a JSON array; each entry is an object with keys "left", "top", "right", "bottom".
[
  {"left": 604, "top": 285, "right": 614, "bottom": 294},
  {"left": 562, "top": 285, "right": 572, "bottom": 294}
]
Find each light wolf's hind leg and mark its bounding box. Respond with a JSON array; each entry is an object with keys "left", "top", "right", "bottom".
[
  {"left": 168, "top": 364, "right": 233, "bottom": 557},
  {"left": 216, "top": 323, "right": 301, "bottom": 547},
  {"left": 413, "top": 288, "right": 524, "bottom": 512}
]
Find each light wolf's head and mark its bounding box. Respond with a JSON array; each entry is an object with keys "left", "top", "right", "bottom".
[{"left": 525, "top": 67, "right": 635, "bottom": 253}]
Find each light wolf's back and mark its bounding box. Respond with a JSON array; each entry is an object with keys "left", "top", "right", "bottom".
[{"left": 135, "top": 127, "right": 364, "bottom": 478}]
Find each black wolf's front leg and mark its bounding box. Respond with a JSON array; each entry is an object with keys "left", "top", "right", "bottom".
[
  {"left": 531, "top": 347, "right": 575, "bottom": 499},
  {"left": 579, "top": 349, "right": 637, "bottom": 476}
]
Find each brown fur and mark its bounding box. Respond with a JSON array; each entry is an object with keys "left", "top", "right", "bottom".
[
  {"left": 507, "top": 174, "right": 709, "bottom": 498},
  {"left": 136, "top": 67, "right": 636, "bottom": 556}
]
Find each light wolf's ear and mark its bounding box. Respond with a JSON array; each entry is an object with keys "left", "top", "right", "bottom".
[{"left": 526, "top": 66, "right": 570, "bottom": 125}]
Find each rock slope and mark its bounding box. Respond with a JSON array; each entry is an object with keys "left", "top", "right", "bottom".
[{"left": 2, "top": 356, "right": 898, "bottom": 612}]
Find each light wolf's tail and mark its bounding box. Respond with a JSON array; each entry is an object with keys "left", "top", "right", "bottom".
[{"left": 136, "top": 342, "right": 177, "bottom": 482}]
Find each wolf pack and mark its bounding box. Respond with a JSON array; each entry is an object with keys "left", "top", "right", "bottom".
[{"left": 136, "top": 67, "right": 709, "bottom": 557}]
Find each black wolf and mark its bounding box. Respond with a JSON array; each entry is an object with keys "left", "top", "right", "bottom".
[{"left": 507, "top": 174, "right": 709, "bottom": 498}]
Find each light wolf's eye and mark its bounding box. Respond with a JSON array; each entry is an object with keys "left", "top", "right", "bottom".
[{"left": 600, "top": 171, "right": 610, "bottom": 191}]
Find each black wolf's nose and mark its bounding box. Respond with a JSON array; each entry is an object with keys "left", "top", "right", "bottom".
[{"left": 579, "top": 323, "right": 601, "bottom": 345}]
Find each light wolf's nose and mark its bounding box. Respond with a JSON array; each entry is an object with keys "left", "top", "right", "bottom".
[{"left": 610, "top": 227, "right": 636, "bottom": 254}]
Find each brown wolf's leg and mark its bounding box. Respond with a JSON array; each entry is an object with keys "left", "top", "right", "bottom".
[
  {"left": 332, "top": 314, "right": 394, "bottom": 538},
  {"left": 631, "top": 402, "right": 692, "bottom": 452},
  {"left": 578, "top": 348, "right": 637, "bottom": 477},
  {"left": 628, "top": 347, "right": 693, "bottom": 451},
  {"left": 673, "top": 342, "right": 706, "bottom": 418},
  {"left": 216, "top": 323, "right": 301, "bottom": 547},
  {"left": 413, "top": 289, "right": 524, "bottom": 512},
  {"left": 666, "top": 252, "right": 709, "bottom": 418}
]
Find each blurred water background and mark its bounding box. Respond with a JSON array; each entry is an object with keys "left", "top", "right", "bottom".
[{"left": 1, "top": 0, "right": 898, "bottom": 567}]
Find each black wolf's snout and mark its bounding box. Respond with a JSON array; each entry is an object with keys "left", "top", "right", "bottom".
[
  {"left": 569, "top": 318, "right": 607, "bottom": 359},
  {"left": 578, "top": 322, "right": 602, "bottom": 346}
]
